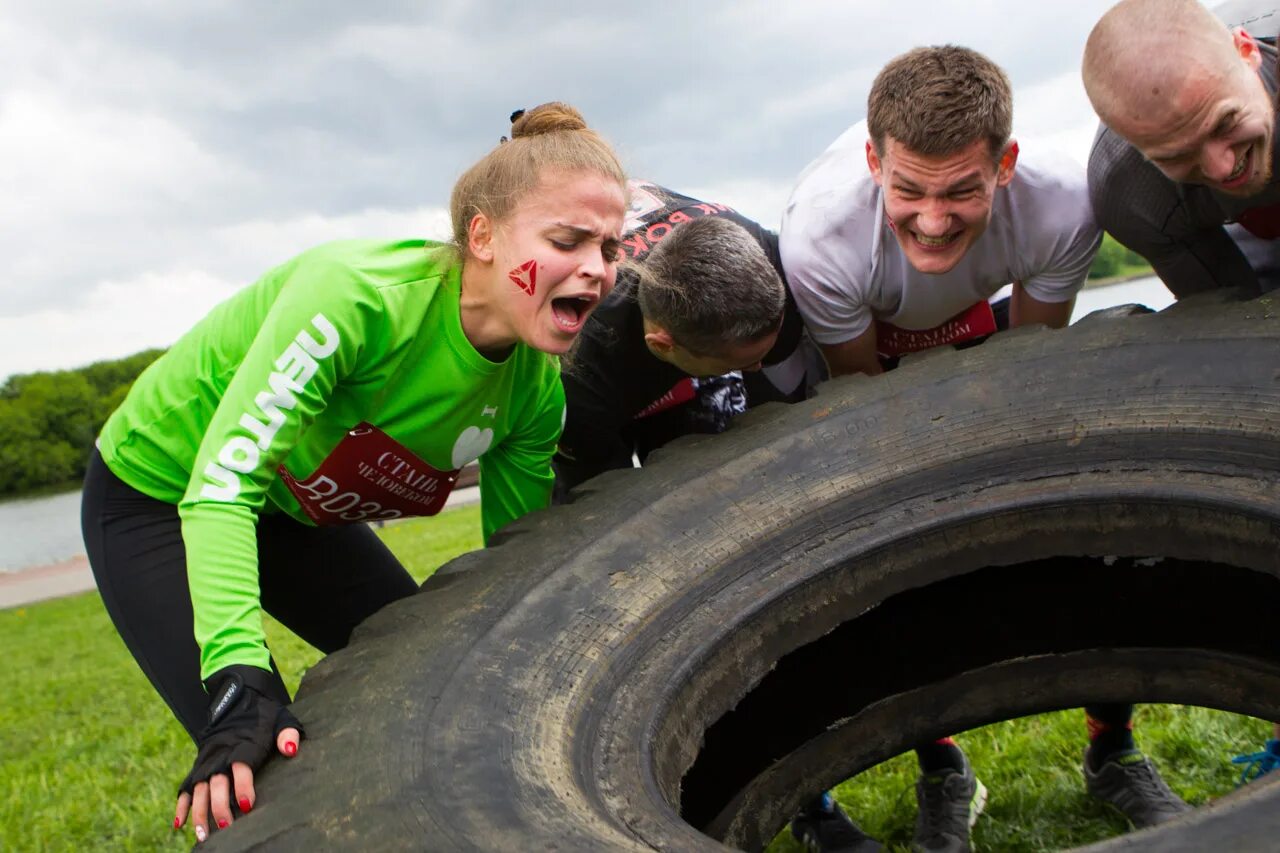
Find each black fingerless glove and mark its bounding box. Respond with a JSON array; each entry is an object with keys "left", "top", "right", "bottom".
[{"left": 179, "top": 665, "right": 304, "bottom": 795}]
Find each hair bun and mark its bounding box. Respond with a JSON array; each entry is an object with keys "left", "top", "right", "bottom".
[{"left": 510, "top": 102, "right": 589, "bottom": 138}]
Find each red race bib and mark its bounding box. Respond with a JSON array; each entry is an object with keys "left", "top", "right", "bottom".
[
  {"left": 634, "top": 377, "right": 696, "bottom": 419},
  {"left": 1235, "top": 204, "right": 1280, "bottom": 240},
  {"left": 279, "top": 423, "right": 459, "bottom": 526},
  {"left": 875, "top": 300, "right": 997, "bottom": 359}
]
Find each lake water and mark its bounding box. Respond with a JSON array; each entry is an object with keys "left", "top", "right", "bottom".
[
  {"left": 1071, "top": 275, "right": 1175, "bottom": 320},
  {"left": 0, "top": 489, "right": 85, "bottom": 573},
  {"left": 0, "top": 276, "right": 1175, "bottom": 574}
]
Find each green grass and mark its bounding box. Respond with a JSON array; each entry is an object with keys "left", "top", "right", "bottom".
[
  {"left": 1, "top": 501, "right": 1269, "bottom": 851},
  {"left": 764, "top": 709, "right": 1269, "bottom": 852},
  {"left": 0, "top": 504, "right": 482, "bottom": 853}
]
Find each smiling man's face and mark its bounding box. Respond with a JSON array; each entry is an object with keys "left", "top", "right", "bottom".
[
  {"left": 867, "top": 135, "right": 1017, "bottom": 274},
  {"left": 1112, "top": 31, "right": 1275, "bottom": 197}
]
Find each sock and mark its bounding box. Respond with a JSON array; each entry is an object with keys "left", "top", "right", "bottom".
[
  {"left": 798, "top": 791, "right": 835, "bottom": 818},
  {"left": 1085, "top": 704, "right": 1136, "bottom": 770},
  {"left": 916, "top": 737, "right": 966, "bottom": 774}
]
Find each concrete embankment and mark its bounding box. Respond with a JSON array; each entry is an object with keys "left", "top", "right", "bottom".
[{"left": 0, "top": 556, "right": 94, "bottom": 610}]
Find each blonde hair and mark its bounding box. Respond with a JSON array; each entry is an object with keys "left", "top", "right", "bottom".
[{"left": 449, "top": 102, "right": 627, "bottom": 254}]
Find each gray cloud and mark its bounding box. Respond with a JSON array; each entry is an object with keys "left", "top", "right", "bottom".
[{"left": 2, "top": 0, "right": 1121, "bottom": 377}]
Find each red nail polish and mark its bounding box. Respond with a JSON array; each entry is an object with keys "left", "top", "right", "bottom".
[
  {"left": 174, "top": 817, "right": 181, "bottom": 829},
  {"left": 217, "top": 819, "right": 228, "bottom": 829},
  {"left": 284, "top": 741, "right": 297, "bottom": 757},
  {"left": 239, "top": 797, "right": 252, "bottom": 813}
]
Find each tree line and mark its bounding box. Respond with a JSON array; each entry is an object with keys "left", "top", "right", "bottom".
[
  {"left": 1088, "top": 232, "right": 1152, "bottom": 280},
  {"left": 0, "top": 349, "right": 165, "bottom": 497}
]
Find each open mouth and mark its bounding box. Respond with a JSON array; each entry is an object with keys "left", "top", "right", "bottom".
[
  {"left": 1221, "top": 148, "right": 1252, "bottom": 189},
  {"left": 551, "top": 295, "right": 597, "bottom": 332},
  {"left": 910, "top": 230, "right": 962, "bottom": 250}
]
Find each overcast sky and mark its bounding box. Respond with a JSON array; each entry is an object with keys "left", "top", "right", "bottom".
[{"left": 2, "top": 0, "right": 1138, "bottom": 380}]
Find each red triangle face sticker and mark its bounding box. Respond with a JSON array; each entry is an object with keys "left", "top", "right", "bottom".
[{"left": 508, "top": 260, "right": 537, "bottom": 295}]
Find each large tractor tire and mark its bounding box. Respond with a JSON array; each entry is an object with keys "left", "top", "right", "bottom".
[{"left": 207, "top": 288, "right": 1280, "bottom": 851}]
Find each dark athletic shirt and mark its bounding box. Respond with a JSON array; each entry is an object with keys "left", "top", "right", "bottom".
[
  {"left": 1088, "top": 38, "right": 1280, "bottom": 296},
  {"left": 555, "top": 182, "right": 811, "bottom": 494}
]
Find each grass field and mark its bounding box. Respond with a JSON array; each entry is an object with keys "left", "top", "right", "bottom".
[
  {"left": 2, "top": 503, "right": 1269, "bottom": 852},
  {"left": 1, "top": 506, "right": 483, "bottom": 853},
  {"left": 765, "top": 706, "right": 1268, "bottom": 852}
]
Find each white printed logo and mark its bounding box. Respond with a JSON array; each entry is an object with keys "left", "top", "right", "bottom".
[
  {"left": 201, "top": 313, "right": 340, "bottom": 501},
  {"left": 451, "top": 426, "right": 494, "bottom": 468}
]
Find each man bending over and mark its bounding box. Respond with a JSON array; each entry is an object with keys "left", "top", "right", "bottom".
[
  {"left": 555, "top": 182, "right": 819, "bottom": 495},
  {"left": 1084, "top": 0, "right": 1280, "bottom": 783},
  {"left": 781, "top": 44, "right": 1183, "bottom": 852},
  {"left": 1084, "top": 0, "right": 1280, "bottom": 296}
]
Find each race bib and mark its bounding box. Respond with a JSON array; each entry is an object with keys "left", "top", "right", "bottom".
[
  {"left": 1235, "top": 204, "right": 1280, "bottom": 240},
  {"left": 875, "top": 301, "right": 997, "bottom": 359},
  {"left": 279, "top": 422, "right": 459, "bottom": 526},
  {"left": 634, "top": 377, "right": 696, "bottom": 419}
]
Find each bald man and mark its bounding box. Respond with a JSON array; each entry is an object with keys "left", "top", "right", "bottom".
[
  {"left": 1084, "top": 0, "right": 1280, "bottom": 296},
  {"left": 1086, "top": 0, "right": 1280, "bottom": 785}
]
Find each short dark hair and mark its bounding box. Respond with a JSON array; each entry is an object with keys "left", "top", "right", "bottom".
[
  {"left": 867, "top": 45, "right": 1013, "bottom": 158},
  {"left": 635, "top": 217, "right": 785, "bottom": 356}
]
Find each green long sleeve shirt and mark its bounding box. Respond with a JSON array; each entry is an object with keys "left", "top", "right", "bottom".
[{"left": 99, "top": 240, "right": 564, "bottom": 678}]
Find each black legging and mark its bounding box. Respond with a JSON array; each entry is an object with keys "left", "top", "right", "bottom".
[{"left": 81, "top": 449, "right": 418, "bottom": 740}]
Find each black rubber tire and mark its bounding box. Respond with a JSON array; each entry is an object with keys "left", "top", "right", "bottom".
[{"left": 207, "top": 289, "right": 1280, "bottom": 852}]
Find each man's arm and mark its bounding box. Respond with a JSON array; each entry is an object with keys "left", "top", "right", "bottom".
[
  {"left": 1090, "top": 126, "right": 1259, "bottom": 297},
  {"left": 818, "top": 325, "right": 883, "bottom": 378},
  {"left": 1131, "top": 228, "right": 1259, "bottom": 298},
  {"left": 1009, "top": 283, "right": 1074, "bottom": 329}
]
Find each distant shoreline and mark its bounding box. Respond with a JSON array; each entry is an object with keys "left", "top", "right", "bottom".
[
  {"left": 1083, "top": 269, "right": 1157, "bottom": 290},
  {"left": 0, "top": 484, "right": 484, "bottom": 609},
  {"left": 0, "top": 480, "right": 82, "bottom": 506}
]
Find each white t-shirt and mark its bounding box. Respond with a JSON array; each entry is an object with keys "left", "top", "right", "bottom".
[{"left": 779, "top": 121, "right": 1101, "bottom": 346}]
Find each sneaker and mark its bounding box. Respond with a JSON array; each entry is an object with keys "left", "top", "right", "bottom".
[
  {"left": 1231, "top": 738, "right": 1280, "bottom": 785},
  {"left": 790, "top": 792, "right": 883, "bottom": 852},
  {"left": 1083, "top": 747, "right": 1191, "bottom": 828},
  {"left": 912, "top": 755, "right": 988, "bottom": 853}
]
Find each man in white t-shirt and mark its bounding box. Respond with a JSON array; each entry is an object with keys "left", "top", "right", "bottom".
[
  {"left": 783, "top": 120, "right": 1096, "bottom": 376},
  {"left": 781, "top": 52, "right": 1100, "bottom": 379},
  {"left": 779, "top": 45, "right": 1187, "bottom": 853}
]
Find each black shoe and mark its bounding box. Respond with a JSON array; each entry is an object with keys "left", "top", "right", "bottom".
[
  {"left": 1083, "top": 747, "right": 1191, "bottom": 828},
  {"left": 790, "top": 793, "right": 883, "bottom": 852},
  {"left": 912, "top": 753, "right": 988, "bottom": 853}
]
